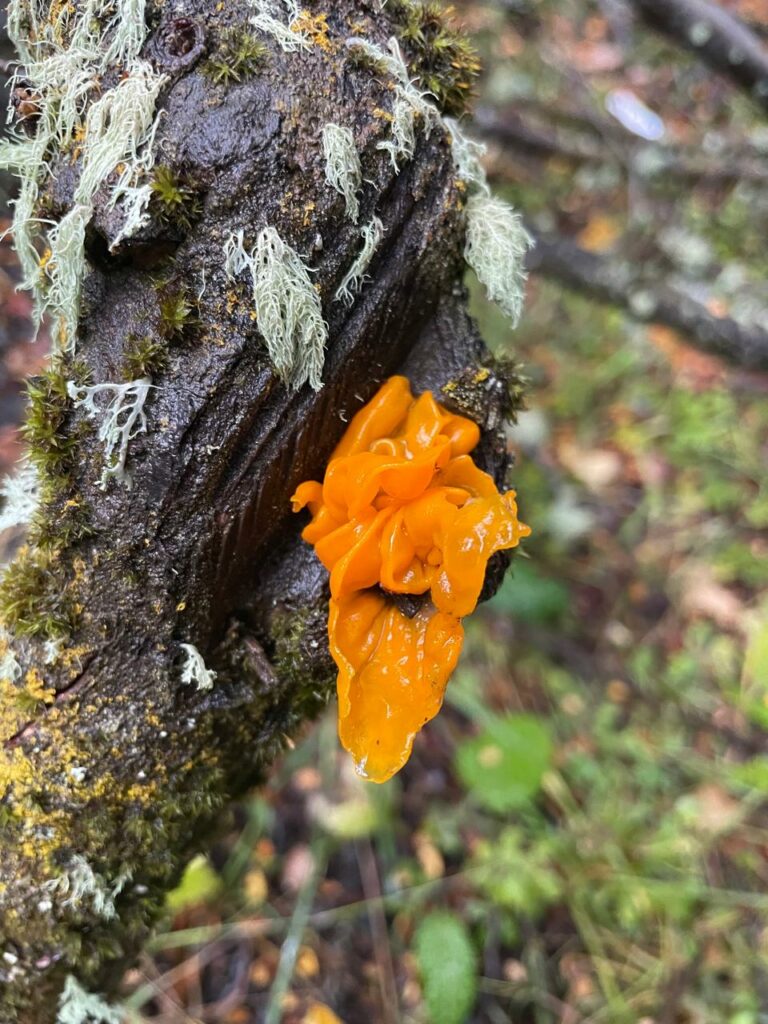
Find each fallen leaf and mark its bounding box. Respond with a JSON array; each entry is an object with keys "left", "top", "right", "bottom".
[
  {"left": 577, "top": 214, "right": 622, "bottom": 253},
  {"left": 303, "top": 1002, "right": 345, "bottom": 1024}
]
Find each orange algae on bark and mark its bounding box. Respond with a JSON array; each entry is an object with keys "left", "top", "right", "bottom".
[{"left": 292, "top": 375, "right": 530, "bottom": 782}]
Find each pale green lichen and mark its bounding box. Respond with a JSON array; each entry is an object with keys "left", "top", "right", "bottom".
[
  {"left": 249, "top": 0, "right": 310, "bottom": 52},
  {"left": 444, "top": 116, "right": 490, "bottom": 195},
  {"left": 56, "top": 974, "right": 123, "bottom": 1024},
  {"left": 0, "top": 626, "right": 22, "bottom": 681},
  {"left": 322, "top": 123, "right": 362, "bottom": 223},
  {"left": 335, "top": 215, "right": 384, "bottom": 305},
  {"left": 464, "top": 194, "right": 532, "bottom": 328},
  {"left": 223, "top": 228, "right": 327, "bottom": 391},
  {"left": 0, "top": 460, "right": 39, "bottom": 533},
  {"left": 44, "top": 854, "right": 131, "bottom": 920},
  {"left": 180, "top": 643, "right": 217, "bottom": 691},
  {"left": 346, "top": 36, "right": 439, "bottom": 169},
  {"left": 1, "top": 0, "right": 163, "bottom": 351},
  {"left": 67, "top": 377, "right": 153, "bottom": 489}
]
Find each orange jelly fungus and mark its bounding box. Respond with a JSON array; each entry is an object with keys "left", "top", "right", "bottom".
[{"left": 291, "top": 375, "right": 530, "bottom": 783}]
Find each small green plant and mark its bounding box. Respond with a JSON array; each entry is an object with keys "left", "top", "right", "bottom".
[
  {"left": 203, "top": 27, "right": 269, "bottom": 85},
  {"left": 157, "top": 286, "right": 199, "bottom": 341},
  {"left": 414, "top": 912, "right": 477, "bottom": 1024},
  {"left": 0, "top": 546, "right": 74, "bottom": 638},
  {"left": 393, "top": 1, "right": 481, "bottom": 116},
  {"left": 123, "top": 334, "right": 168, "bottom": 380},
  {"left": 455, "top": 712, "right": 552, "bottom": 813},
  {"left": 150, "top": 166, "right": 202, "bottom": 231},
  {"left": 22, "top": 366, "right": 76, "bottom": 478}
]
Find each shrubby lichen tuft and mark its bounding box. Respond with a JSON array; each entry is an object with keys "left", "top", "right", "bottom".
[
  {"left": 346, "top": 37, "right": 439, "bottom": 169},
  {"left": 44, "top": 854, "right": 130, "bottom": 920},
  {"left": 179, "top": 643, "right": 217, "bottom": 692},
  {"left": 224, "top": 228, "right": 328, "bottom": 391},
  {"left": 335, "top": 216, "right": 384, "bottom": 305},
  {"left": 56, "top": 974, "right": 123, "bottom": 1024},
  {"left": 444, "top": 116, "right": 490, "bottom": 195},
  {"left": 249, "top": 0, "right": 310, "bottom": 52},
  {"left": 0, "top": 460, "right": 39, "bottom": 534},
  {"left": 67, "top": 377, "right": 153, "bottom": 490},
  {"left": 1, "top": 0, "right": 164, "bottom": 351},
  {"left": 322, "top": 124, "right": 363, "bottom": 223},
  {"left": 464, "top": 194, "right": 532, "bottom": 328}
]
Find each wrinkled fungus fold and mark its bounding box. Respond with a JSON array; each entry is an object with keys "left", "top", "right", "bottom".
[{"left": 292, "top": 375, "right": 530, "bottom": 782}]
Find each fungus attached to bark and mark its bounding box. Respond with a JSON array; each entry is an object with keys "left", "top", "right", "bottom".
[{"left": 292, "top": 375, "right": 530, "bottom": 783}]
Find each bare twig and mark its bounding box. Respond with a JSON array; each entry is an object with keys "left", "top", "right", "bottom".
[
  {"left": 629, "top": 0, "right": 768, "bottom": 113},
  {"left": 355, "top": 839, "right": 400, "bottom": 1024},
  {"left": 477, "top": 106, "right": 768, "bottom": 184},
  {"left": 525, "top": 229, "right": 768, "bottom": 371}
]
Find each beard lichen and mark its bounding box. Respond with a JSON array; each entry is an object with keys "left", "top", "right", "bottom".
[
  {"left": 0, "top": 460, "right": 39, "bottom": 534},
  {"left": 224, "top": 227, "right": 328, "bottom": 391},
  {"left": 2, "top": 0, "right": 164, "bottom": 352},
  {"left": 322, "top": 123, "right": 363, "bottom": 223},
  {"left": 464, "top": 194, "right": 532, "bottom": 328},
  {"left": 335, "top": 215, "right": 384, "bottom": 306},
  {"left": 346, "top": 36, "right": 439, "bottom": 169},
  {"left": 249, "top": 0, "right": 311, "bottom": 53}
]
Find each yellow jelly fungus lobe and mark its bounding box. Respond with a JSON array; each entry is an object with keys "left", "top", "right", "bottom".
[{"left": 291, "top": 375, "right": 530, "bottom": 783}]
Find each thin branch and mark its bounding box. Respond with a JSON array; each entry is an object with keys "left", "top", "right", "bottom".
[
  {"left": 525, "top": 228, "right": 768, "bottom": 371},
  {"left": 629, "top": 0, "right": 768, "bottom": 113},
  {"left": 476, "top": 106, "right": 768, "bottom": 184}
]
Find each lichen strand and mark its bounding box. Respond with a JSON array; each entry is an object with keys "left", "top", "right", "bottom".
[{"left": 292, "top": 376, "right": 530, "bottom": 782}]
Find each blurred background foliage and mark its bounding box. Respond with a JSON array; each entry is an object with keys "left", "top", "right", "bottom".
[{"left": 2, "top": 0, "right": 768, "bottom": 1021}]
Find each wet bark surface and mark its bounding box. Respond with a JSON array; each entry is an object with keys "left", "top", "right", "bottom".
[{"left": 0, "top": 2, "right": 515, "bottom": 1019}]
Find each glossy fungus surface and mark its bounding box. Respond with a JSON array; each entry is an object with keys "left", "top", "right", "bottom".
[{"left": 292, "top": 376, "right": 530, "bottom": 782}]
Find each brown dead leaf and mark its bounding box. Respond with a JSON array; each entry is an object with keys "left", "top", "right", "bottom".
[
  {"left": 647, "top": 324, "right": 726, "bottom": 388},
  {"left": 558, "top": 440, "right": 623, "bottom": 491},
  {"left": 678, "top": 564, "right": 746, "bottom": 633},
  {"left": 692, "top": 783, "right": 743, "bottom": 835},
  {"left": 303, "top": 1004, "right": 345, "bottom": 1024},
  {"left": 282, "top": 844, "right": 316, "bottom": 893},
  {"left": 577, "top": 214, "right": 622, "bottom": 253}
]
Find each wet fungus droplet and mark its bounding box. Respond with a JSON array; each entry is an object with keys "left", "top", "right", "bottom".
[{"left": 292, "top": 376, "right": 530, "bottom": 783}]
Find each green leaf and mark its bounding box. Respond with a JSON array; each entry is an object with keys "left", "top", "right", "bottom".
[
  {"left": 166, "top": 855, "right": 222, "bottom": 913},
  {"left": 740, "top": 619, "right": 768, "bottom": 728},
  {"left": 455, "top": 713, "right": 552, "bottom": 813},
  {"left": 414, "top": 911, "right": 477, "bottom": 1024},
  {"left": 487, "top": 561, "right": 568, "bottom": 623},
  {"left": 730, "top": 757, "right": 768, "bottom": 792}
]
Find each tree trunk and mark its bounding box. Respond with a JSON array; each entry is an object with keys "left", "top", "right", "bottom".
[{"left": 0, "top": 1, "right": 518, "bottom": 1019}]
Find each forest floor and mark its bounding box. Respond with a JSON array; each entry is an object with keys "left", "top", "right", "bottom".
[{"left": 1, "top": 0, "right": 768, "bottom": 1022}]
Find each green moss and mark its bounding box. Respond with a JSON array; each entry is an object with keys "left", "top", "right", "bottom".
[
  {"left": 392, "top": 1, "right": 481, "bottom": 116},
  {"left": 157, "top": 285, "right": 199, "bottom": 341},
  {"left": 22, "top": 365, "right": 76, "bottom": 479},
  {"left": 31, "top": 497, "right": 92, "bottom": 552},
  {"left": 440, "top": 358, "right": 528, "bottom": 428},
  {"left": 271, "top": 605, "right": 334, "bottom": 718},
  {"left": 123, "top": 334, "right": 169, "bottom": 380},
  {"left": 487, "top": 353, "right": 529, "bottom": 424},
  {"left": 151, "top": 166, "right": 203, "bottom": 232},
  {"left": 0, "top": 546, "right": 74, "bottom": 638},
  {"left": 203, "top": 27, "right": 269, "bottom": 85}
]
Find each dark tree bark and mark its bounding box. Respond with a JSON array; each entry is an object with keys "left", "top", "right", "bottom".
[{"left": 0, "top": 2, "right": 516, "bottom": 1019}]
